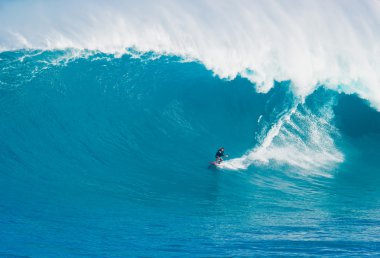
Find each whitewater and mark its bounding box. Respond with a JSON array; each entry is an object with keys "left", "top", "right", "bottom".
[{"left": 1, "top": 0, "right": 380, "bottom": 257}]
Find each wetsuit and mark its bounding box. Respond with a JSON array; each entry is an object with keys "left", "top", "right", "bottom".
[
  {"left": 215, "top": 149, "right": 224, "bottom": 158},
  {"left": 215, "top": 149, "right": 225, "bottom": 163}
]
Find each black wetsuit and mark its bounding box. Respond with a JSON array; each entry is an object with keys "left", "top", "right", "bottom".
[{"left": 215, "top": 149, "right": 224, "bottom": 158}]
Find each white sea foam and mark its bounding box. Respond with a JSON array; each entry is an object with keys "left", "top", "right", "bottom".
[
  {"left": 221, "top": 97, "right": 344, "bottom": 175},
  {"left": 0, "top": 0, "right": 379, "bottom": 109}
]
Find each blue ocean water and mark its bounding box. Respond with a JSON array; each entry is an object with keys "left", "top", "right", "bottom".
[{"left": 0, "top": 50, "right": 379, "bottom": 257}]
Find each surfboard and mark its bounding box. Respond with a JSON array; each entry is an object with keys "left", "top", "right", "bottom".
[{"left": 209, "top": 161, "right": 221, "bottom": 168}]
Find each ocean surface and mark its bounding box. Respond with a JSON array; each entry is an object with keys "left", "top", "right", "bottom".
[{"left": 1, "top": 1, "right": 380, "bottom": 257}]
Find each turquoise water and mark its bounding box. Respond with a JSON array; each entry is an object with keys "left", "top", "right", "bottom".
[{"left": 0, "top": 50, "right": 379, "bottom": 257}]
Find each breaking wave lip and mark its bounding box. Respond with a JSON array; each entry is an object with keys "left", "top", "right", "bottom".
[{"left": 1, "top": 0, "right": 380, "bottom": 110}]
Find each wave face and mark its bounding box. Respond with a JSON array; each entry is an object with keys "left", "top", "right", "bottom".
[{"left": 1, "top": 50, "right": 380, "bottom": 257}]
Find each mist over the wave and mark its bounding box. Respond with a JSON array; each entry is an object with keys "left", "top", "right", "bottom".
[{"left": 1, "top": 0, "right": 380, "bottom": 109}]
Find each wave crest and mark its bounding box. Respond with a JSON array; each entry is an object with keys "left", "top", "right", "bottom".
[{"left": 1, "top": 0, "right": 380, "bottom": 109}]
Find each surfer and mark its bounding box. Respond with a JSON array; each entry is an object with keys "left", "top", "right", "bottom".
[{"left": 215, "top": 147, "right": 227, "bottom": 164}]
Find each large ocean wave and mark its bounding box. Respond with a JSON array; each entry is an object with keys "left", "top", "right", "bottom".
[
  {"left": 1, "top": 50, "right": 380, "bottom": 257},
  {"left": 1, "top": 1, "right": 380, "bottom": 257}
]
